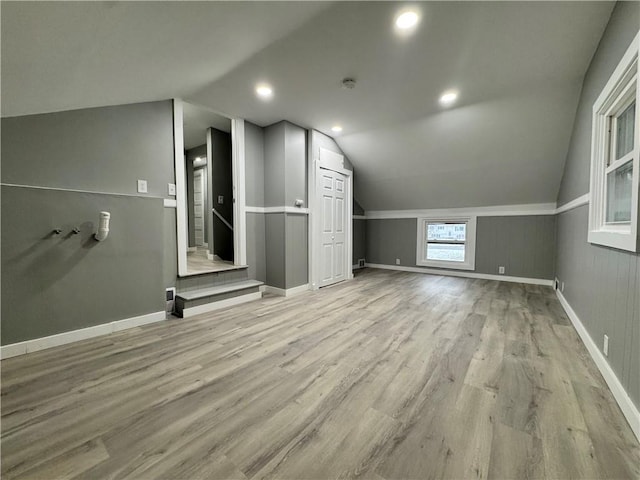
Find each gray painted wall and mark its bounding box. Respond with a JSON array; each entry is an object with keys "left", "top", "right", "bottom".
[
  {"left": 2, "top": 101, "right": 175, "bottom": 195},
  {"left": 164, "top": 207, "right": 177, "bottom": 289},
  {"left": 244, "top": 122, "right": 267, "bottom": 281},
  {"left": 265, "top": 213, "right": 286, "bottom": 288},
  {"left": 1, "top": 101, "right": 175, "bottom": 345},
  {"left": 264, "top": 122, "right": 287, "bottom": 207},
  {"left": 557, "top": 2, "right": 639, "bottom": 206},
  {"left": 554, "top": 1, "right": 640, "bottom": 410},
  {"left": 246, "top": 213, "right": 266, "bottom": 282},
  {"left": 262, "top": 121, "right": 309, "bottom": 289},
  {"left": 284, "top": 123, "right": 307, "bottom": 207},
  {"left": 285, "top": 214, "right": 308, "bottom": 288},
  {"left": 245, "top": 121, "right": 265, "bottom": 208},
  {"left": 366, "top": 215, "right": 556, "bottom": 280},
  {"left": 1, "top": 186, "right": 165, "bottom": 344},
  {"left": 353, "top": 219, "right": 366, "bottom": 264}
]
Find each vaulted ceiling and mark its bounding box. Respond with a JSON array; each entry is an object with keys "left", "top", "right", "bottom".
[{"left": 1, "top": 1, "right": 614, "bottom": 210}]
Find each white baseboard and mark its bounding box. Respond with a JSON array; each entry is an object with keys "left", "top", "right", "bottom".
[
  {"left": 264, "top": 284, "right": 310, "bottom": 297},
  {"left": 187, "top": 247, "right": 197, "bottom": 253},
  {"left": 0, "top": 311, "right": 166, "bottom": 360},
  {"left": 556, "top": 290, "right": 640, "bottom": 442},
  {"left": 182, "top": 291, "right": 262, "bottom": 318},
  {"left": 365, "top": 263, "right": 554, "bottom": 286}
]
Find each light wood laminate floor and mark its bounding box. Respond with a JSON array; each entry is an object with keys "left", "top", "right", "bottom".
[{"left": 2, "top": 269, "right": 639, "bottom": 479}]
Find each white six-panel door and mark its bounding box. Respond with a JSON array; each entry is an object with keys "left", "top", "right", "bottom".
[
  {"left": 193, "top": 168, "right": 205, "bottom": 246},
  {"left": 319, "top": 167, "right": 347, "bottom": 287}
]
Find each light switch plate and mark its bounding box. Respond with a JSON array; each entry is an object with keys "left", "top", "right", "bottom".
[
  {"left": 218, "top": 195, "right": 224, "bottom": 204},
  {"left": 168, "top": 183, "right": 176, "bottom": 196},
  {"left": 137, "top": 179, "right": 148, "bottom": 193}
]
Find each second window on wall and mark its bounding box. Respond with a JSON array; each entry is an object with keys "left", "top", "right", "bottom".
[{"left": 416, "top": 216, "right": 477, "bottom": 270}]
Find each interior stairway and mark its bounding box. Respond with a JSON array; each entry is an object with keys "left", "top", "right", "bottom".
[{"left": 174, "top": 267, "right": 263, "bottom": 318}]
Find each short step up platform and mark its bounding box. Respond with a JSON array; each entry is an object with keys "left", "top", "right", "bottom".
[{"left": 174, "top": 279, "right": 263, "bottom": 318}]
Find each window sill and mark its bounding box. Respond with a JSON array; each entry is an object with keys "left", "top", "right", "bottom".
[{"left": 588, "top": 229, "right": 638, "bottom": 252}]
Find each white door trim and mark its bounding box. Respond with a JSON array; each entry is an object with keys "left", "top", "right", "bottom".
[
  {"left": 173, "top": 99, "right": 188, "bottom": 275},
  {"left": 309, "top": 145, "right": 353, "bottom": 290},
  {"left": 232, "top": 118, "right": 247, "bottom": 266},
  {"left": 173, "top": 99, "right": 247, "bottom": 276}
]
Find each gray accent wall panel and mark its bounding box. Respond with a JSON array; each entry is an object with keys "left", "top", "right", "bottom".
[
  {"left": 556, "top": 206, "right": 639, "bottom": 408},
  {"left": 164, "top": 207, "right": 178, "bottom": 288},
  {"left": 475, "top": 216, "right": 556, "bottom": 279},
  {"left": 285, "top": 214, "right": 308, "bottom": 289},
  {"left": 246, "top": 213, "right": 266, "bottom": 282},
  {"left": 1, "top": 101, "right": 175, "bottom": 197},
  {"left": 353, "top": 219, "right": 366, "bottom": 264},
  {"left": 284, "top": 123, "right": 307, "bottom": 206},
  {"left": 264, "top": 122, "right": 286, "bottom": 207},
  {"left": 1, "top": 186, "right": 165, "bottom": 345},
  {"left": 557, "top": 2, "right": 639, "bottom": 205},
  {"left": 366, "top": 216, "right": 556, "bottom": 280},
  {"left": 245, "top": 122, "right": 265, "bottom": 207},
  {"left": 265, "top": 213, "right": 286, "bottom": 289}
]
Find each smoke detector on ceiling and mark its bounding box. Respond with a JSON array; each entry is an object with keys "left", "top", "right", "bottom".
[{"left": 342, "top": 78, "right": 356, "bottom": 89}]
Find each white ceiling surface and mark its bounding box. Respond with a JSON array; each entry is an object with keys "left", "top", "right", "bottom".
[{"left": 2, "top": 2, "right": 614, "bottom": 210}]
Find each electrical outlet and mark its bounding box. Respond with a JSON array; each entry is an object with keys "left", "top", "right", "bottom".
[
  {"left": 603, "top": 334, "right": 609, "bottom": 356},
  {"left": 498, "top": 266, "right": 505, "bottom": 274},
  {"left": 396, "top": 258, "right": 400, "bottom": 265},
  {"left": 168, "top": 183, "right": 176, "bottom": 196},
  {"left": 137, "top": 179, "right": 148, "bottom": 193},
  {"left": 218, "top": 195, "right": 224, "bottom": 204},
  {"left": 358, "top": 258, "right": 365, "bottom": 268}
]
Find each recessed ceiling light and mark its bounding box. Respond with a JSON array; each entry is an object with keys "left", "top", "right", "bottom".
[
  {"left": 331, "top": 125, "right": 343, "bottom": 133},
  {"left": 395, "top": 10, "right": 420, "bottom": 30},
  {"left": 255, "top": 83, "right": 273, "bottom": 99},
  {"left": 439, "top": 90, "right": 458, "bottom": 106}
]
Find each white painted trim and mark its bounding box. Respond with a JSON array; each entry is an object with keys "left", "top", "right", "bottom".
[
  {"left": 245, "top": 206, "right": 310, "bottom": 214},
  {"left": 232, "top": 118, "right": 248, "bottom": 266},
  {"left": 352, "top": 264, "right": 364, "bottom": 270},
  {"left": 588, "top": 31, "right": 639, "bottom": 253},
  {"left": 556, "top": 290, "right": 640, "bottom": 442},
  {"left": 365, "top": 202, "right": 556, "bottom": 220},
  {"left": 365, "top": 263, "right": 554, "bottom": 286},
  {"left": 173, "top": 99, "right": 188, "bottom": 276},
  {"left": 163, "top": 199, "right": 177, "bottom": 208},
  {"left": 263, "top": 284, "right": 310, "bottom": 297},
  {"left": 0, "top": 182, "right": 166, "bottom": 200},
  {"left": 187, "top": 246, "right": 197, "bottom": 253},
  {"left": 181, "top": 291, "right": 261, "bottom": 318},
  {"left": 555, "top": 194, "right": 589, "bottom": 214},
  {"left": 353, "top": 215, "right": 366, "bottom": 220},
  {"left": 206, "top": 252, "right": 215, "bottom": 261},
  {"left": 0, "top": 311, "right": 166, "bottom": 360}
]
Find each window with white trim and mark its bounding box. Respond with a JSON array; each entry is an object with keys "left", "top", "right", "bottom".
[
  {"left": 416, "top": 216, "right": 477, "bottom": 270},
  {"left": 589, "top": 32, "right": 640, "bottom": 252}
]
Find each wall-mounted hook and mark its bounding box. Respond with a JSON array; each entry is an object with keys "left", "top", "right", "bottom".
[
  {"left": 72, "top": 227, "right": 81, "bottom": 234},
  {"left": 53, "top": 228, "right": 62, "bottom": 235}
]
